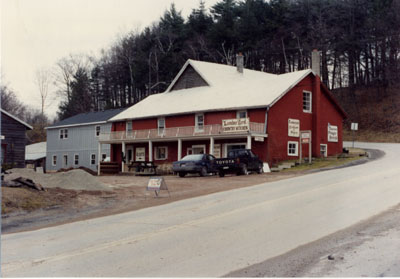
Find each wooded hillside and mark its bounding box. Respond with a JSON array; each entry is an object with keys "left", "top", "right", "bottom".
[{"left": 47, "top": 0, "right": 400, "bottom": 135}]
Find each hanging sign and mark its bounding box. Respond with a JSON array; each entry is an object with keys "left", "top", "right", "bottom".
[
  {"left": 222, "top": 118, "right": 249, "bottom": 133},
  {"left": 147, "top": 176, "right": 170, "bottom": 197},
  {"left": 288, "top": 119, "right": 300, "bottom": 137},
  {"left": 328, "top": 124, "right": 338, "bottom": 142},
  {"left": 255, "top": 136, "right": 264, "bottom": 142}
]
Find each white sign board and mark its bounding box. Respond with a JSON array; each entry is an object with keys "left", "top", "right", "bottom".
[
  {"left": 136, "top": 147, "right": 145, "bottom": 161},
  {"left": 222, "top": 118, "right": 249, "bottom": 133},
  {"left": 351, "top": 123, "right": 358, "bottom": 131},
  {"left": 255, "top": 136, "right": 264, "bottom": 142},
  {"left": 147, "top": 177, "right": 169, "bottom": 197},
  {"left": 328, "top": 125, "right": 338, "bottom": 142},
  {"left": 213, "top": 144, "right": 221, "bottom": 158},
  {"left": 288, "top": 119, "right": 300, "bottom": 137}
]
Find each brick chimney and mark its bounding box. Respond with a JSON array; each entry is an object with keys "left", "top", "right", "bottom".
[
  {"left": 236, "top": 53, "right": 244, "bottom": 74},
  {"left": 311, "top": 49, "right": 320, "bottom": 77}
]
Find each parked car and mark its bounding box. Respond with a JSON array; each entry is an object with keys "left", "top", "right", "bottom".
[
  {"left": 172, "top": 154, "right": 218, "bottom": 177},
  {"left": 215, "top": 149, "right": 263, "bottom": 177}
]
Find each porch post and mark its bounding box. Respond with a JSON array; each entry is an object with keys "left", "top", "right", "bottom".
[
  {"left": 210, "top": 137, "right": 214, "bottom": 156},
  {"left": 247, "top": 135, "right": 252, "bottom": 150},
  {"left": 178, "top": 139, "right": 182, "bottom": 160},
  {"left": 149, "top": 140, "right": 153, "bottom": 162},
  {"left": 97, "top": 142, "right": 101, "bottom": 175},
  {"left": 122, "top": 141, "right": 126, "bottom": 172}
]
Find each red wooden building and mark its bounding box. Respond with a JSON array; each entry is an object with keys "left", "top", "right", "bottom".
[{"left": 99, "top": 52, "right": 346, "bottom": 172}]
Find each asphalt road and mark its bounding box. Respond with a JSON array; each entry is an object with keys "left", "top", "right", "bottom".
[{"left": 2, "top": 142, "right": 400, "bottom": 277}]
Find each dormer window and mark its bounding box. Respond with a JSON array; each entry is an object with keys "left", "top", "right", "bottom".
[
  {"left": 195, "top": 113, "right": 204, "bottom": 132},
  {"left": 237, "top": 110, "right": 247, "bottom": 119},
  {"left": 158, "top": 117, "right": 165, "bottom": 136}
]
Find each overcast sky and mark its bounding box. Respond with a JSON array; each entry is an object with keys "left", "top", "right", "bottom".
[{"left": 1, "top": 0, "right": 219, "bottom": 119}]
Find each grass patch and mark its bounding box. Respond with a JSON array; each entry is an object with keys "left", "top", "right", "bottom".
[{"left": 280, "top": 150, "right": 367, "bottom": 172}]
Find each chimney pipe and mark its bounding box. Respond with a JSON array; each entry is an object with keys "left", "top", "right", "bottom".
[
  {"left": 311, "top": 49, "right": 320, "bottom": 77},
  {"left": 236, "top": 53, "right": 244, "bottom": 74}
]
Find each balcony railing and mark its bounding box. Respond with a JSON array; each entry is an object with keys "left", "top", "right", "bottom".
[{"left": 99, "top": 122, "right": 265, "bottom": 142}]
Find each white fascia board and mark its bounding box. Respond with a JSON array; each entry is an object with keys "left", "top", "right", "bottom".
[
  {"left": 1, "top": 109, "right": 33, "bottom": 130},
  {"left": 46, "top": 121, "right": 106, "bottom": 130},
  {"left": 269, "top": 70, "right": 314, "bottom": 108},
  {"left": 165, "top": 59, "right": 211, "bottom": 93}
]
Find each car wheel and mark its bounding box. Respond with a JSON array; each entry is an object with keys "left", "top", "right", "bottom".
[
  {"left": 200, "top": 166, "right": 208, "bottom": 177},
  {"left": 241, "top": 164, "right": 249, "bottom": 175},
  {"left": 257, "top": 163, "right": 264, "bottom": 174},
  {"left": 178, "top": 172, "right": 186, "bottom": 177}
]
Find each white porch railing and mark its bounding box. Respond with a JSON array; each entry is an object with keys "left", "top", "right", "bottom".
[{"left": 100, "top": 122, "right": 265, "bottom": 142}]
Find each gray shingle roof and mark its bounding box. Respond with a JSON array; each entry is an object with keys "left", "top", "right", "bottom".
[{"left": 47, "top": 108, "right": 126, "bottom": 129}]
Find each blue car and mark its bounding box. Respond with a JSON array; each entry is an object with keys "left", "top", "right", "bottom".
[{"left": 172, "top": 154, "right": 217, "bottom": 177}]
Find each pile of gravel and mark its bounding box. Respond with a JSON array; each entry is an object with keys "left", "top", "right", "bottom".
[{"left": 4, "top": 169, "right": 111, "bottom": 191}]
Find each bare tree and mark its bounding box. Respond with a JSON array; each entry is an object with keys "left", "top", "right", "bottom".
[{"left": 35, "top": 68, "right": 52, "bottom": 117}]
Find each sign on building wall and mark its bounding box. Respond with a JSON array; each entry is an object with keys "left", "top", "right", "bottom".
[
  {"left": 222, "top": 118, "right": 249, "bottom": 133},
  {"left": 213, "top": 144, "right": 221, "bottom": 158},
  {"left": 288, "top": 118, "right": 300, "bottom": 137},
  {"left": 328, "top": 124, "right": 338, "bottom": 142},
  {"left": 136, "top": 147, "right": 145, "bottom": 161}
]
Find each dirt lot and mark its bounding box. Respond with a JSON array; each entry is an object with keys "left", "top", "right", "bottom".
[{"left": 1, "top": 150, "right": 371, "bottom": 234}]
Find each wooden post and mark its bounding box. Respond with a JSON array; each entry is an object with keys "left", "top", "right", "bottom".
[
  {"left": 210, "top": 137, "right": 214, "bottom": 156},
  {"left": 178, "top": 139, "right": 182, "bottom": 160},
  {"left": 149, "top": 141, "right": 153, "bottom": 162},
  {"left": 97, "top": 142, "right": 101, "bottom": 175},
  {"left": 247, "top": 135, "right": 252, "bottom": 149},
  {"left": 122, "top": 142, "right": 126, "bottom": 172}
]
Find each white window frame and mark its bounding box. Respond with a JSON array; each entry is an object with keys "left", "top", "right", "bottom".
[
  {"left": 90, "top": 153, "right": 96, "bottom": 165},
  {"left": 320, "top": 144, "right": 328, "bottom": 158},
  {"left": 95, "top": 125, "right": 101, "bottom": 137},
  {"left": 236, "top": 110, "right": 247, "bottom": 119},
  {"left": 154, "top": 146, "right": 168, "bottom": 160},
  {"left": 158, "top": 117, "right": 165, "bottom": 136},
  {"left": 303, "top": 90, "right": 312, "bottom": 113},
  {"left": 288, "top": 141, "right": 299, "bottom": 156},
  {"left": 59, "top": 129, "right": 68, "bottom": 139},
  {"left": 195, "top": 113, "right": 204, "bottom": 132},
  {"left": 63, "top": 154, "right": 68, "bottom": 167},
  {"left": 126, "top": 121, "right": 133, "bottom": 134},
  {"left": 191, "top": 144, "right": 206, "bottom": 154},
  {"left": 74, "top": 154, "right": 79, "bottom": 166},
  {"left": 52, "top": 155, "right": 57, "bottom": 166}
]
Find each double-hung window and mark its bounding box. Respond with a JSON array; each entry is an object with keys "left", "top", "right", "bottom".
[
  {"left": 303, "top": 91, "right": 312, "bottom": 113},
  {"left": 126, "top": 121, "right": 133, "bottom": 136},
  {"left": 320, "top": 144, "right": 328, "bottom": 157},
  {"left": 52, "top": 155, "right": 57, "bottom": 166},
  {"left": 195, "top": 113, "right": 204, "bottom": 132},
  {"left": 237, "top": 110, "right": 247, "bottom": 119},
  {"left": 59, "top": 129, "right": 68, "bottom": 139},
  {"left": 155, "top": 146, "right": 167, "bottom": 160},
  {"left": 95, "top": 126, "right": 101, "bottom": 137},
  {"left": 74, "top": 154, "right": 79, "bottom": 165},
  {"left": 158, "top": 118, "right": 165, "bottom": 136},
  {"left": 288, "top": 141, "right": 298, "bottom": 156},
  {"left": 91, "top": 154, "right": 96, "bottom": 165}
]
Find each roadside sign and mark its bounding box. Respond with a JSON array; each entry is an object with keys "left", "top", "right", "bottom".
[
  {"left": 147, "top": 177, "right": 170, "bottom": 197},
  {"left": 301, "top": 132, "right": 310, "bottom": 139},
  {"left": 351, "top": 123, "right": 358, "bottom": 131},
  {"left": 299, "top": 130, "right": 312, "bottom": 165}
]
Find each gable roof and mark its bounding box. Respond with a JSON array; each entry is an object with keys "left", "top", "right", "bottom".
[
  {"left": 110, "top": 60, "right": 338, "bottom": 121},
  {"left": 1, "top": 109, "right": 33, "bottom": 130},
  {"left": 25, "top": 142, "right": 47, "bottom": 161},
  {"left": 47, "top": 108, "right": 126, "bottom": 129}
]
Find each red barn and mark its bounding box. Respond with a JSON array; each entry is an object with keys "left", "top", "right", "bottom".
[{"left": 99, "top": 53, "right": 346, "bottom": 172}]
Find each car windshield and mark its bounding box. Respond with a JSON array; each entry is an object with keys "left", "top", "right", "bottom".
[{"left": 181, "top": 154, "right": 204, "bottom": 161}]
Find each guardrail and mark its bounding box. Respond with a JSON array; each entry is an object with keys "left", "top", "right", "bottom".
[{"left": 99, "top": 122, "right": 265, "bottom": 142}]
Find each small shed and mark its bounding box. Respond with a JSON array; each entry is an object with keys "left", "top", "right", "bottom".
[{"left": 25, "top": 142, "right": 47, "bottom": 171}]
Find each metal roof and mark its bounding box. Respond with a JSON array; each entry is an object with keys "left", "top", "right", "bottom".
[
  {"left": 25, "top": 142, "right": 47, "bottom": 161},
  {"left": 1, "top": 109, "right": 33, "bottom": 130},
  {"left": 47, "top": 108, "right": 126, "bottom": 129}
]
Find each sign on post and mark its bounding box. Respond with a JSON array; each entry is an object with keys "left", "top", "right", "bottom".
[
  {"left": 351, "top": 122, "right": 358, "bottom": 148},
  {"left": 299, "top": 130, "right": 312, "bottom": 165},
  {"left": 147, "top": 177, "right": 170, "bottom": 197},
  {"left": 288, "top": 119, "right": 300, "bottom": 137}
]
